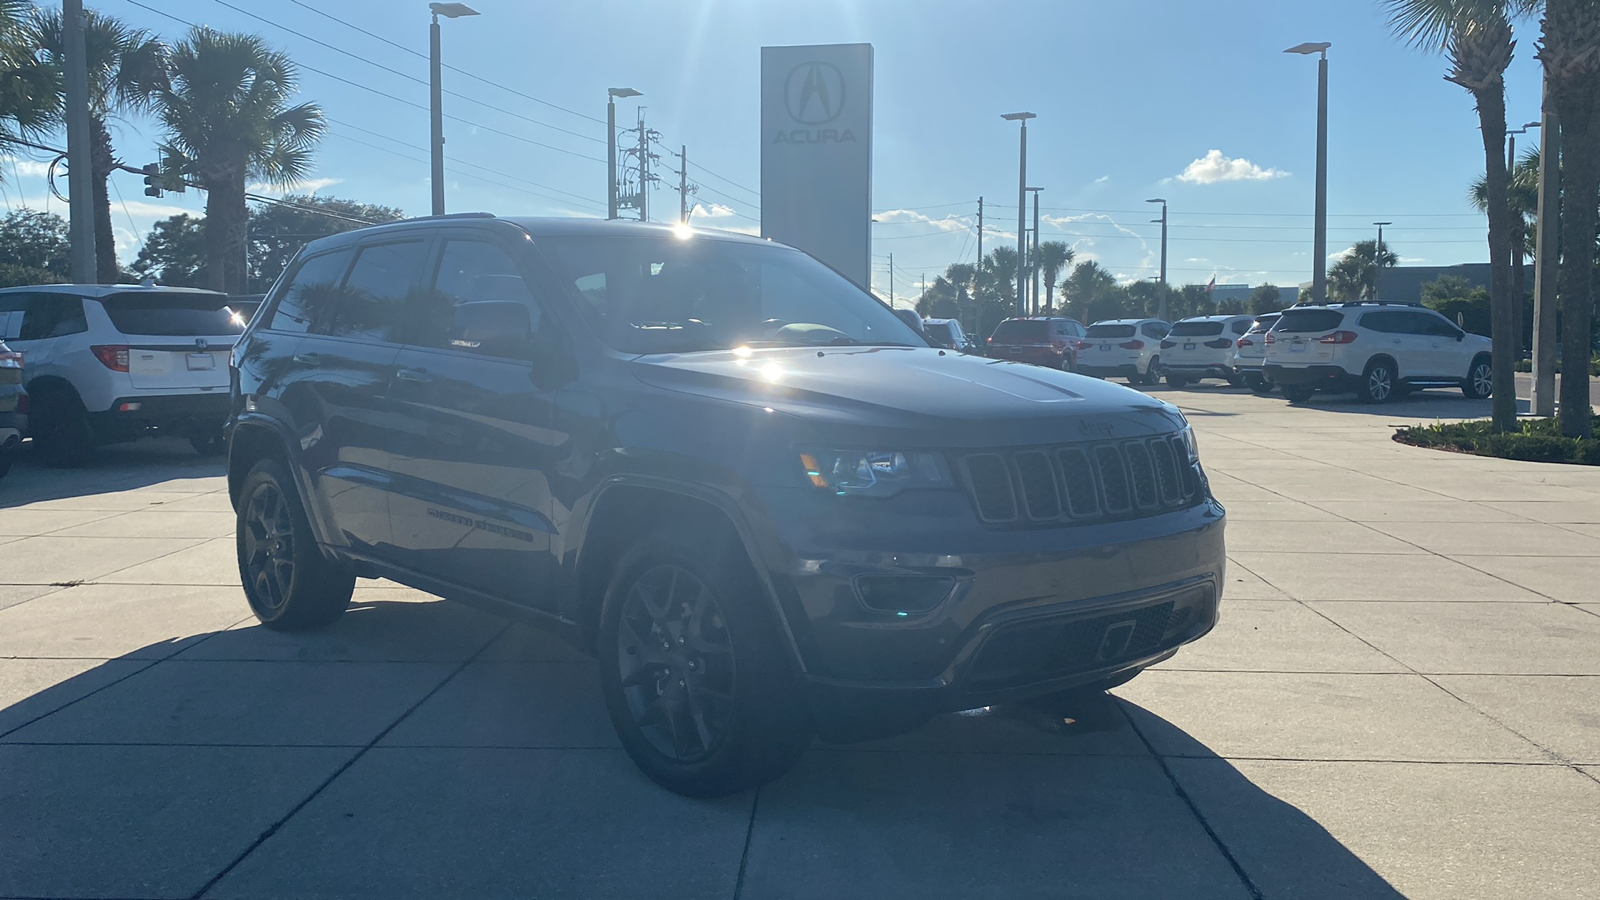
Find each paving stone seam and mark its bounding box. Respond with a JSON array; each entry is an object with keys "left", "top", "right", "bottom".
[
  {"left": 1114, "top": 699, "right": 1265, "bottom": 900},
  {"left": 186, "top": 619, "right": 514, "bottom": 900},
  {"left": 730, "top": 785, "right": 761, "bottom": 900},
  {"left": 0, "top": 614, "right": 255, "bottom": 741}
]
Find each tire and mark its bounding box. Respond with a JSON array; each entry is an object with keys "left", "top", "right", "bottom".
[
  {"left": 1245, "top": 373, "right": 1274, "bottom": 395},
  {"left": 190, "top": 433, "right": 227, "bottom": 456},
  {"left": 1357, "top": 359, "right": 1397, "bottom": 404},
  {"left": 235, "top": 459, "right": 354, "bottom": 631},
  {"left": 1283, "top": 385, "right": 1316, "bottom": 403},
  {"left": 1165, "top": 373, "right": 1189, "bottom": 388},
  {"left": 1462, "top": 355, "right": 1493, "bottom": 399},
  {"left": 1225, "top": 371, "right": 1245, "bottom": 388},
  {"left": 1142, "top": 356, "right": 1162, "bottom": 386},
  {"left": 30, "top": 386, "right": 95, "bottom": 468},
  {"left": 598, "top": 529, "right": 813, "bottom": 797}
]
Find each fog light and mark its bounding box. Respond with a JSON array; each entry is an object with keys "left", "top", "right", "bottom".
[{"left": 855, "top": 575, "right": 955, "bottom": 615}]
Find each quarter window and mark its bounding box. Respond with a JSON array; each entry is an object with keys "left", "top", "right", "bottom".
[{"left": 268, "top": 249, "right": 353, "bottom": 334}]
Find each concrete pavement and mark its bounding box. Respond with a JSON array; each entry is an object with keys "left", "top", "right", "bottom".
[{"left": 2, "top": 387, "right": 1599, "bottom": 899}]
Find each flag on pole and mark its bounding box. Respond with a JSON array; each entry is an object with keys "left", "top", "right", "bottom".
[{"left": 1205, "top": 275, "right": 1216, "bottom": 294}]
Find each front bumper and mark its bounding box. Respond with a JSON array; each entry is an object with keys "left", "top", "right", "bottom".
[
  {"left": 1263, "top": 364, "right": 1358, "bottom": 390},
  {"left": 761, "top": 491, "right": 1226, "bottom": 739},
  {"left": 87, "top": 392, "right": 230, "bottom": 441}
]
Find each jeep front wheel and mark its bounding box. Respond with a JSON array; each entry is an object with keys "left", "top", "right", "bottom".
[
  {"left": 236, "top": 460, "right": 354, "bottom": 631},
  {"left": 598, "top": 530, "right": 812, "bottom": 797}
]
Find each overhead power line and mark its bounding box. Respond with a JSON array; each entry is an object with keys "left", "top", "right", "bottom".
[
  {"left": 284, "top": 0, "right": 607, "bottom": 126},
  {"left": 203, "top": 0, "right": 604, "bottom": 147}
]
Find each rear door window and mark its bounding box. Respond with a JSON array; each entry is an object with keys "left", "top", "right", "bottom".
[
  {"left": 992, "top": 320, "right": 1048, "bottom": 342},
  {"left": 1170, "top": 321, "right": 1224, "bottom": 337},
  {"left": 0, "top": 293, "right": 88, "bottom": 340},
  {"left": 1232, "top": 319, "right": 1253, "bottom": 334},
  {"left": 1359, "top": 311, "right": 1405, "bottom": 334},
  {"left": 269, "top": 248, "right": 354, "bottom": 334},
  {"left": 321, "top": 240, "right": 428, "bottom": 343},
  {"left": 1275, "top": 309, "right": 1346, "bottom": 333},
  {"left": 1086, "top": 323, "right": 1135, "bottom": 338},
  {"left": 99, "top": 292, "right": 242, "bottom": 337}
]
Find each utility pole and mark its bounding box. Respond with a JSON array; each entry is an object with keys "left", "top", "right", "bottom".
[
  {"left": 888, "top": 252, "right": 894, "bottom": 307},
  {"left": 1029, "top": 187, "right": 1042, "bottom": 314},
  {"left": 637, "top": 114, "right": 649, "bottom": 223},
  {"left": 1531, "top": 78, "right": 1560, "bottom": 418},
  {"left": 606, "top": 88, "right": 641, "bottom": 220},
  {"left": 1373, "top": 222, "right": 1391, "bottom": 300},
  {"left": 679, "top": 145, "right": 691, "bottom": 224},
  {"left": 976, "top": 196, "right": 984, "bottom": 266},
  {"left": 64, "top": 0, "right": 95, "bottom": 283},
  {"left": 1148, "top": 198, "right": 1169, "bottom": 320}
]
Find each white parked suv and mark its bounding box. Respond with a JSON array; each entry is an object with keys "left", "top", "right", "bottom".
[
  {"left": 1076, "top": 318, "right": 1171, "bottom": 385},
  {"left": 1161, "top": 314, "right": 1257, "bottom": 388},
  {"left": 1231, "top": 312, "right": 1281, "bottom": 394},
  {"left": 1262, "top": 302, "right": 1493, "bottom": 404},
  {"left": 0, "top": 284, "right": 248, "bottom": 465}
]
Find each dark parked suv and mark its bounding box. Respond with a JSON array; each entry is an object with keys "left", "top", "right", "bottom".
[{"left": 226, "top": 216, "right": 1225, "bottom": 796}]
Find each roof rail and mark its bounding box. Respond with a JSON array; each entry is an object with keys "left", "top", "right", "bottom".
[{"left": 402, "top": 212, "right": 497, "bottom": 222}]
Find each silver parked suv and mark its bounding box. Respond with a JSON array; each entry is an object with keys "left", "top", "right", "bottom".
[{"left": 0, "top": 285, "right": 248, "bottom": 465}]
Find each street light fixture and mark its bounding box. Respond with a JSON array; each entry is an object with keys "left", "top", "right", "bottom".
[
  {"left": 1507, "top": 120, "right": 1540, "bottom": 172},
  {"left": 1286, "top": 41, "right": 1331, "bottom": 303},
  {"left": 428, "top": 2, "right": 479, "bottom": 216},
  {"left": 607, "top": 87, "right": 643, "bottom": 219},
  {"left": 1147, "top": 198, "right": 1168, "bottom": 320},
  {"left": 1002, "top": 112, "right": 1035, "bottom": 316},
  {"left": 1373, "top": 222, "right": 1392, "bottom": 300}
]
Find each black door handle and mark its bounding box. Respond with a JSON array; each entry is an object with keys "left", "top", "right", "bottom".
[
  {"left": 292, "top": 352, "right": 322, "bottom": 366},
  {"left": 396, "top": 367, "right": 433, "bottom": 384}
]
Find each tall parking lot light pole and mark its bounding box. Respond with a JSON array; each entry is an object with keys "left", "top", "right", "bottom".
[
  {"left": 1532, "top": 85, "right": 1560, "bottom": 418},
  {"left": 1286, "top": 42, "right": 1331, "bottom": 304},
  {"left": 429, "top": 2, "right": 479, "bottom": 216},
  {"left": 1002, "top": 112, "right": 1035, "bottom": 316},
  {"left": 607, "top": 88, "right": 642, "bottom": 219},
  {"left": 1373, "top": 222, "right": 1392, "bottom": 300},
  {"left": 1027, "top": 187, "right": 1042, "bottom": 314},
  {"left": 1147, "top": 198, "right": 1168, "bottom": 320}
]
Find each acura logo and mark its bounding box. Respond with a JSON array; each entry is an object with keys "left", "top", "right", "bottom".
[{"left": 784, "top": 62, "right": 845, "bottom": 125}]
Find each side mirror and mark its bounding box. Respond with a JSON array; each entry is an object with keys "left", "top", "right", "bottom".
[
  {"left": 1455, "top": 333, "right": 1465, "bottom": 342},
  {"left": 451, "top": 301, "right": 533, "bottom": 357}
]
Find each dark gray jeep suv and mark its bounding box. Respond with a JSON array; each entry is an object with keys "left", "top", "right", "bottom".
[{"left": 226, "top": 215, "right": 1225, "bottom": 796}]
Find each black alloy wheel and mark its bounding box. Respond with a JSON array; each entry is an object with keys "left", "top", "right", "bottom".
[{"left": 614, "top": 564, "right": 738, "bottom": 763}]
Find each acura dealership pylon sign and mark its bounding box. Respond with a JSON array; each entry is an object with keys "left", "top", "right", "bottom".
[{"left": 761, "top": 43, "right": 873, "bottom": 289}]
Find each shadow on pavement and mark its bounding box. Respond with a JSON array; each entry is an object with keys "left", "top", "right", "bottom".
[
  {"left": 0, "top": 436, "right": 225, "bottom": 506},
  {"left": 0, "top": 596, "right": 1405, "bottom": 900}
]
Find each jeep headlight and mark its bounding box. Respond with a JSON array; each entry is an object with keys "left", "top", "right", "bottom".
[
  {"left": 799, "top": 450, "right": 952, "bottom": 497},
  {"left": 1179, "top": 423, "right": 1199, "bottom": 463}
]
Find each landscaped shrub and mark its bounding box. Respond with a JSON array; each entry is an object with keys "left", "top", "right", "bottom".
[{"left": 1395, "top": 415, "right": 1600, "bottom": 466}]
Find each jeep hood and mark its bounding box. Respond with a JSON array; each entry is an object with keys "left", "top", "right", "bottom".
[{"left": 630, "top": 346, "right": 1183, "bottom": 444}]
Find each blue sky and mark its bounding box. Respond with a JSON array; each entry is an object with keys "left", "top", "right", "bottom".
[{"left": 0, "top": 0, "right": 1548, "bottom": 303}]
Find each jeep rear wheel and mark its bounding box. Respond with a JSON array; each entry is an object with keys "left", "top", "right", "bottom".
[
  {"left": 598, "top": 530, "right": 812, "bottom": 797},
  {"left": 236, "top": 460, "right": 354, "bottom": 631}
]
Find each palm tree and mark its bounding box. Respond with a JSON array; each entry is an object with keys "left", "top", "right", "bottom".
[
  {"left": 1385, "top": 0, "right": 1521, "bottom": 430},
  {"left": 151, "top": 28, "right": 323, "bottom": 293},
  {"left": 1471, "top": 149, "right": 1540, "bottom": 354},
  {"left": 32, "top": 10, "right": 165, "bottom": 284},
  {"left": 1036, "top": 241, "right": 1074, "bottom": 313},
  {"left": 1327, "top": 240, "right": 1399, "bottom": 303},
  {"left": 0, "top": 0, "right": 55, "bottom": 158},
  {"left": 1527, "top": 0, "right": 1600, "bottom": 438}
]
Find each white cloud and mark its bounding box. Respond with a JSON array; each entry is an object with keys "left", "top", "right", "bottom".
[
  {"left": 1175, "top": 150, "right": 1287, "bottom": 184},
  {"left": 246, "top": 176, "right": 344, "bottom": 197},
  {"left": 690, "top": 202, "right": 737, "bottom": 219},
  {"left": 1092, "top": 175, "right": 1110, "bottom": 185}
]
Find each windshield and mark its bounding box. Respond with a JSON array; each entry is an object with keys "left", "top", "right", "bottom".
[
  {"left": 991, "top": 320, "right": 1047, "bottom": 342},
  {"left": 1086, "top": 323, "right": 1136, "bottom": 338},
  {"left": 535, "top": 235, "right": 925, "bottom": 354},
  {"left": 1170, "top": 320, "right": 1225, "bottom": 337},
  {"left": 98, "top": 292, "right": 246, "bottom": 337}
]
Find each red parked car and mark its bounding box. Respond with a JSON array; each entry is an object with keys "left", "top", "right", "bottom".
[{"left": 986, "top": 317, "right": 1087, "bottom": 370}]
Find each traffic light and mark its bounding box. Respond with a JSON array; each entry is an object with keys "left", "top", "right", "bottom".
[
  {"left": 160, "top": 151, "right": 186, "bottom": 194},
  {"left": 141, "top": 163, "right": 162, "bottom": 198}
]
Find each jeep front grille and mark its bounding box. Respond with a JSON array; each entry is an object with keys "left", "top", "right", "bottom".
[{"left": 960, "top": 434, "right": 1204, "bottom": 527}]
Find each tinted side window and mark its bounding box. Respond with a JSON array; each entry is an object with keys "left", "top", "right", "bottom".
[
  {"left": 419, "top": 239, "right": 544, "bottom": 359},
  {"left": 323, "top": 240, "right": 428, "bottom": 342},
  {"left": 1360, "top": 311, "right": 1403, "bottom": 334},
  {"left": 1420, "top": 313, "right": 1463, "bottom": 338},
  {"left": 17, "top": 294, "right": 88, "bottom": 340},
  {"left": 1141, "top": 322, "right": 1168, "bottom": 339},
  {"left": 1398, "top": 312, "right": 1439, "bottom": 335},
  {"left": 1232, "top": 320, "right": 1252, "bottom": 334},
  {"left": 269, "top": 249, "right": 353, "bottom": 334}
]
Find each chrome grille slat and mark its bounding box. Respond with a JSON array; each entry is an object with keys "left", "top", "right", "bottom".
[{"left": 961, "top": 435, "right": 1203, "bottom": 527}]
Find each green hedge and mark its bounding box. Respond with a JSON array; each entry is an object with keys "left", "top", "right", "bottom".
[
  {"left": 1513, "top": 356, "right": 1600, "bottom": 375},
  {"left": 1394, "top": 416, "right": 1600, "bottom": 465}
]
